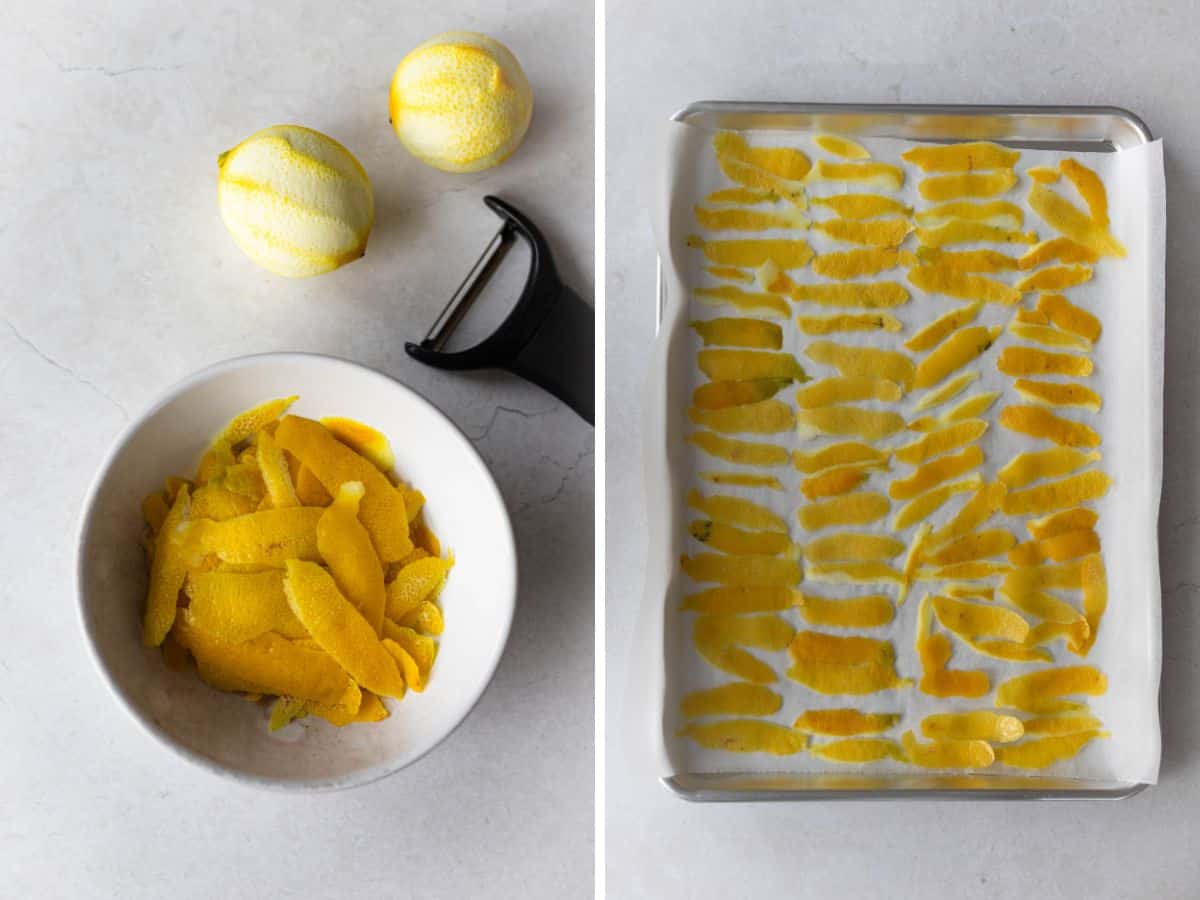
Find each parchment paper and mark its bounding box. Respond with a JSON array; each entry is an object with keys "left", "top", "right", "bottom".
[{"left": 646, "top": 120, "right": 1164, "bottom": 785}]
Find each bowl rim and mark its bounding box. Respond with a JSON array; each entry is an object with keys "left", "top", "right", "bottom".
[{"left": 73, "top": 351, "right": 518, "bottom": 792}]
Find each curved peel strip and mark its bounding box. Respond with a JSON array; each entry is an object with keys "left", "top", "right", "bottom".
[
  {"left": 804, "top": 533, "right": 905, "bottom": 564},
  {"left": 916, "top": 221, "right": 1036, "bottom": 248},
  {"left": 275, "top": 415, "right": 412, "bottom": 562},
  {"left": 1013, "top": 379, "right": 1102, "bottom": 411},
  {"left": 902, "top": 141, "right": 1020, "bottom": 173},
  {"left": 697, "top": 348, "right": 806, "bottom": 382},
  {"left": 804, "top": 561, "right": 903, "bottom": 586},
  {"left": 681, "top": 553, "right": 802, "bottom": 587},
  {"left": 812, "top": 738, "right": 903, "bottom": 764},
  {"left": 811, "top": 193, "right": 907, "bottom": 219},
  {"left": 381, "top": 620, "right": 437, "bottom": 687},
  {"left": 1002, "top": 470, "right": 1111, "bottom": 516},
  {"left": 809, "top": 159, "right": 903, "bottom": 191},
  {"left": 318, "top": 481, "right": 387, "bottom": 634},
  {"left": 143, "top": 487, "right": 193, "bottom": 646},
  {"left": 915, "top": 248, "right": 1020, "bottom": 273},
  {"left": 813, "top": 217, "right": 912, "bottom": 247},
  {"left": 1028, "top": 507, "right": 1099, "bottom": 541},
  {"left": 699, "top": 472, "right": 784, "bottom": 491},
  {"left": 814, "top": 134, "right": 871, "bottom": 159},
  {"left": 695, "top": 206, "right": 809, "bottom": 231},
  {"left": 694, "top": 614, "right": 795, "bottom": 682},
  {"left": 1023, "top": 713, "right": 1104, "bottom": 736},
  {"left": 793, "top": 708, "right": 899, "bottom": 736},
  {"left": 912, "top": 371, "right": 980, "bottom": 414},
  {"left": 927, "top": 529, "right": 1016, "bottom": 567},
  {"left": 1037, "top": 292, "right": 1102, "bottom": 341},
  {"left": 688, "top": 520, "right": 794, "bottom": 556},
  {"left": 680, "top": 586, "right": 797, "bottom": 615},
  {"left": 681, "top": 683, "right": 782, "bottom": 718},
  {"left": 996, "top": 665, "right": 1107, "bottom": 713},
  {"left": 932, "top": 594, "right": 1028, "bottom": 641},
  {"left": 385, "top": 555, "right": 453, "bottom": 621},
  {"left": 194, "top": 507, "right": 322, "bottom": 567},
  {"left": 177, "top": 616, "right": 358, "bottom": 708},
  {"left": 1028, "top": 180, "right": 1125, "bottom": 258},
  {"left": 694, "top": 284, "right": 790, "bottom": 317},
  {"left": 1076, "top": 554, "right": 1107, "bottom": 657},
  {"left": 705, "top": 265, "right": 752, "bottom": 282},
  {"left": 792, "top": 442, "right": 890, "bottom": 475},
  {"left": 796, "top": 376, "right": 903, "bottom": 409},
  {"left": 690, "top": 317, "right": 783, "bottom": 349},
  {"left": 919, "top": 170, "right": 1016, "bottom": 201},
  {"left": 997, "top": 346, "right": 1093, "bottom": 378},
  {"left": 782, "top": 279, "right": 911, "bottom": 309},
  {"left": 905, "top": 301, "right": 982, "bottom": 353},
  {"left": 921, "top": 711, "right": 1024, "bottom": 743},
  {"left": 185, "top": 570, "right": 307, "bottom": 643},
  {"left": 890, "top": 475, "right": 982, "bottom": 531},
  {"left": 901, "top": 731, "right": 995, "bottom": 769},
  {"left": 998, "top": 448, "right": 1100, "bottom": 489},
  {"left": 914, "top": 327, "right": 1000, "bottom": 389},
  {"left": 895, "top": 420, "right": 988, "bottom": 465},
  {"left": 798, "top": 492, "right": 891, "bottom": 530},
  {"left": 688, "top": 430, "right": 789, "bottom": 467},
  {"left": 688, "top": 399, "right": 796, "bottom": 434},
  {"left": 801, "top": 466, "right": 870, "bottom": 501},
  {"left": 889, "top": 446, "right": 983, "bottom": 500},
  {"left": 797, "top": 406, "right": 905, "bottom": 441},
  {"left": 283, "top": 559, "right": 406, "bottom": 699},
  {"left": 319, "top": 417, "right": 395, "bottom": 475},
  {"left": 692, "top": 378, "right": 791, "bottom": 410},
  {"left": 798, "top": 592, "right": 894, "bottom": 628},
  {"left": 686, "top": 235, "right": 815, "bottom": 269},
  {"left": 995, "top": 730, "right": 1107, "bottom": 769},
  {"left": 1009, "top": 322, "right": 1090, "bottom": 351},
  {"left": 687, "top": 489, "right": 788, "bottom": 533},
  {"left": 255, "top": 431, "right": 300, "bottom": 508},
  {"left": 679, "top": 719, "right": 808, "bottom": 755},
  {"left": 796, "top": 313, "right": 903, "bottom": 335},
  {"left": 909, "top": 266, "right": 1021, "bottom": 305},
  {"left": 1019, "top": 237, "right": 1098, "bottom": 269},
  {"left": 1014, "top": 265, "right": 1093, "bottom": 293},
  {"left": 915, "top": 201, "right": 1024, "bottom": 229},
  {"left": 216, "top": 396, "right": 298, "bottom": 448},
  {"left": 805, "top": 340, "right": 915, "bottom": 390}
]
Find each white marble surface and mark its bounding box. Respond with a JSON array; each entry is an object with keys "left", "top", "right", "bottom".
[
  {"left": 0, "top": 2, "right": 592, "bottom": 897},
  {"left": 606, "top": 1, "right": 1199, "bottom": 897}
]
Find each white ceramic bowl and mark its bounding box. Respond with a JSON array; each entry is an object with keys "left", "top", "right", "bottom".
[{"left": 75, "top": 353, "right": 517, "bottom": 790}]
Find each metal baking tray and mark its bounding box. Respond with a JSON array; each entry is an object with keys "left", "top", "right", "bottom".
[{"left": 652, "top": 102, "right": 1154, "bottom": 802}]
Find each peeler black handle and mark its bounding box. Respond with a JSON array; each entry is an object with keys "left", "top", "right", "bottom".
[
  {"left": 510, "top": 282, "right": 594, "bottom": 424},
  {"left": 405, "top": 196, "right": 595, "bottom": 425}
]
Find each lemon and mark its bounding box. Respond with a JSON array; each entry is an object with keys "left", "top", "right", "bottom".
[
  {"left": 217, "top": 125, "right": 374, "bottom": 278},
  {"left": 389, "top": 31, "right": 533, "bottom": 173}
]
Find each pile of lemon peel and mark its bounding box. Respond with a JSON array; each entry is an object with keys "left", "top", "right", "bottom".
[{"left": 141, "top": 398, "right": 452, "bottom": 731}]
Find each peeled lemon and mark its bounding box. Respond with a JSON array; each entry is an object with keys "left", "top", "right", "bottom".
[
  {"left": 217, "top": 125, "right": 374, "bottom": 278},
  {"left": 389, "top": 31, "right": 533, "bottom": 173}
]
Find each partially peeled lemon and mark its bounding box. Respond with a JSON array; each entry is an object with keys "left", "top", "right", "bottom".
[
  {"left": 389, "top": 31, "right": 533, "bottom": 173},
  {"left": 217, "top": 125, "right": 374, "bottom": 278}
]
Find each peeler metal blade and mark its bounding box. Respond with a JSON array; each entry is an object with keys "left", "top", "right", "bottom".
[{"left": 405, "top": 195, "right": 594, "bottom": 425}]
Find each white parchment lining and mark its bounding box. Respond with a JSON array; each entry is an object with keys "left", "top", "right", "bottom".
[{"left": 643, "top": 121, "right": 1164, "bottom": 785}]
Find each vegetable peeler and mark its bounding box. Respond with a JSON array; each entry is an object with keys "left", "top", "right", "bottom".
[{"left": 405, "top": 196, "right": 594, "bottom": 425}]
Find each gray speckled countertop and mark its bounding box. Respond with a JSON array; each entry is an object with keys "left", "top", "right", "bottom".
[
  {"left": 0, "top": 2, "right": 593, "bottom": 897},
  {"left": 605, "top": 1, "right": 1198, "bottom": 897}
]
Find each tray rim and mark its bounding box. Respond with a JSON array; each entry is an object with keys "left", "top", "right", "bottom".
[
  {"left": 670, "top": 100, "right": 1153, "bottom": 144},
  {"left": 646, "top": 101, "right": 1157, "bottom": 802}
]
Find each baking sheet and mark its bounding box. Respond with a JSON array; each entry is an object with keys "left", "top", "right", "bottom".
[{"left": 645, "top": 119, "right": 1164, "bottom": 786}]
